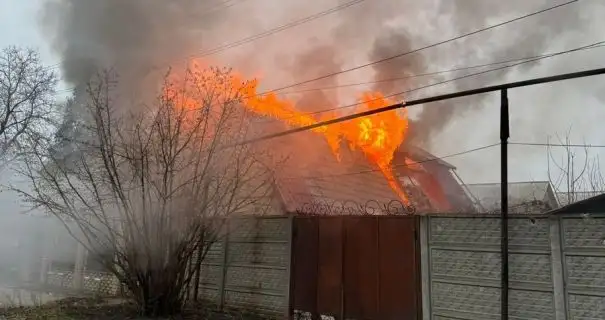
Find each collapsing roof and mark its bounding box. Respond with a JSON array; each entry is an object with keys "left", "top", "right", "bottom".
[{"left": 258, "top": 123, "right": 474, "bottom": 215}]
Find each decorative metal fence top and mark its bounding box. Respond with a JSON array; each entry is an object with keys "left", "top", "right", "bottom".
[{"left": 295, "top": 199, "right": 416, "bottom": 216}]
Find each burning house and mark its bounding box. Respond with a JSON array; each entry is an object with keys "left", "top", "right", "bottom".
[
  {"left": 255, "top": 119, "right": 474, "bottom": 215},
  {"left": 225, "top": 75, "right": 476, "bottom": 215}
]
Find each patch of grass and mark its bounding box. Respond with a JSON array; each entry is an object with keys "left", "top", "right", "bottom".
[
  {"left": 1, "top": 297, "right": 272, "bottom": 319},
  {"left": 1, "top": 297, "right": 128, "bottom": 320}
]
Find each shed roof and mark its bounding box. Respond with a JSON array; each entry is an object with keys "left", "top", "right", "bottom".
[{"left": 548, "top": 192, "right": 605, "bottom": 215}]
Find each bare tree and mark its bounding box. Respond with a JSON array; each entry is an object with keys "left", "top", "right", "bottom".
[
  {"left": 547, "top": 128, "right": 605, "bottom": 206},
  {"left": 0, "top": 46, "right": 57, "bottom": 163},
  {"left": 13, "top": 67, "right": 275, "bottom": 316}
]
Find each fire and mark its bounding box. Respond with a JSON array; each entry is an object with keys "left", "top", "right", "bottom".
[
  {"left": 164, "top": 61, "right": 412, "bottom": 205},
  {"left": 237, "top": 82, "right": 412, "bottom": 205},
  {"left": 318, "top": 92, "right": 410, "bottom": 204}
]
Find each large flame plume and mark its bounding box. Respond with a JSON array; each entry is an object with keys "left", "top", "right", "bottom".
[{"left": 168, "top": 60, "right": 414, "bottom": 204}]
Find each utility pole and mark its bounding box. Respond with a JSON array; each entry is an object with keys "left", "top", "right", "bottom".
[{"left": 500, "top": 89, "right": 510, "bottom": 320}]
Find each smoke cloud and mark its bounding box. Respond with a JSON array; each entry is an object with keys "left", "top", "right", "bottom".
[
  {"left": 39, "top": 0, "right": 595, "bottom": 149},
  {"left": 40, "top": 0, "right": 228, "bottom": 88},
  {"left": 366, "top": 0, "right": 588, "bottom": 146}
]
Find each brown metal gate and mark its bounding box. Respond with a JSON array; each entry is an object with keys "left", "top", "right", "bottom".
[{"left": 289, "top": 216, "right": 421, "bottom": 320}]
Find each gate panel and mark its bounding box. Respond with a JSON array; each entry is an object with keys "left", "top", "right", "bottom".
[
  {"left": 343, "top": 217, "right": 379, "bottom": 319},
  {"left": 290, "top": 216, "right": 421, "bottom": 319},
  {"left": 291, "top": 217, "right": 318, "bottom": 314},
  {"left": 378, "top": 216, "right": 419, "bottom": 320},
  {"left": 316, "top": 217, "right": 344, "bottom": 316}
]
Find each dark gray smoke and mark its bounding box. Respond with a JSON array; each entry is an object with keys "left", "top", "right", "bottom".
[
  {"left": 40, "top": 0, "right": 594, "bottom": 150},
  {"left": 367, "top": 0, "right": 588, "bottom": 147},
  {"left": 39, "top": 0, "right": 257, "bottom": 159},
  {"left": 40, "top": 0, "right": 228, "bottom": 88},
  {"left": 291, "top": 43, "right": 342, "bottom": 114},
  {"left": 285, "top": 1, "right": 591, "bottom": 148}
]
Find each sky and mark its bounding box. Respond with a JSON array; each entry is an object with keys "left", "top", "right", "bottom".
[
  {"left": 0, "top": 1, "right": 56, "bottom": 70},
  {"left": 1, "top": 0, "right": 604, "bottom": 211}
]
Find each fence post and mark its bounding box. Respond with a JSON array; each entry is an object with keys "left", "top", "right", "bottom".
[
  {"left": 419, "top": 215, "right": 431, "bottom": 320},
  {"left": 218, "top": 218, "right": 230, "bottom": 310},
  {"left": 73, "top": 242, "right": 86, "bottom": 289},
  {"left": 285, "top": 215, "right": 295, "bottom": 319},
  {"left": 39, "top": 257, "right": 49, "bottom": 284},
  {"left": 549, "top": 216, "right": 567, "bottom": 320},
  {"left": 500, "top": 88, "right": 510, "bottom": 320}
]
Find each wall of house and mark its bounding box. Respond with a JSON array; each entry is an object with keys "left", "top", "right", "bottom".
[{"left": 420, "top": 214, "right": 605, "bottom": 320}]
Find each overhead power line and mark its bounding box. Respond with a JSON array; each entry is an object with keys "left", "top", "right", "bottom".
[
  {"left": 249, "top": 40, "right": 605, "bottom": 124},
  {"left": 264, "top": 0, "right": 579, "bottom": 93},
  {"left": 186, "top": 0, "right": 365, "bottom": 59},
  {"left": 42, "top": 0, "right": 364, "bottom": 73},
  {"left": 200, "top": 0, "right": 249, "bottom": 17},
  {"left": 42, "top": 0, "right": 252, "bottom": 72},
  {"left": 240, "top": 65, "right": 605, "bottom": 145},
  {"left": 286, "top": 143, "right": 500, "bottom": 180},
  {"left": 285, "top": 141, "right": 605, "bottom": 181},
  {"left": 50, "top": 41, "right": 605, "bottom": 99},
  {"left": 510, "top": 142, "right": 605, "bottom": 148},
  {"left": 280, "top": 43, "right": 605, "bottom": 95},
  {"left": 282, "top": 41, "right": 605, "bottom": 117},
  {"left": 41, "top": 0, "right": 579, "bottom": 100}
]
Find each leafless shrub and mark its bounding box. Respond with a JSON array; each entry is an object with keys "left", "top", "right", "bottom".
[
  {"left": 547, "top": 128, "right": 605, "bottom": 205},
  {"left": 12, "top": 66, "right": 276, "bottom": 316}
]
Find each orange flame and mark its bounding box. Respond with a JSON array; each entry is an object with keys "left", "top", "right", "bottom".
[
  {"left": 165, "top": 61, "right": 412, "bottom": 205},
  {"left": 238, "top": 81, "right": 412, "bottom": 204}
]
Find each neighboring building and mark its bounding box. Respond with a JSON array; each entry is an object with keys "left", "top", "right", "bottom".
[
  {"left": 556, "top": 190, "right": 605, "bottom": 206},
  {"left": 464, "top": 181, "right": 560, "bottom": 214}
]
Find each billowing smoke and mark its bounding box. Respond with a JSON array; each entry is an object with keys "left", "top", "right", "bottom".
[
  {"left": 367, "top": 0, "right": 588, "bottom": 147},
  {"left": 291, "top": 44, "right": 342, "bottom": 113},
  {"left": 40, "top": 0, "right": 229, "bottom": 89},
  {"left": 40, "top": 0, "right": 594, "bottom": 150}
]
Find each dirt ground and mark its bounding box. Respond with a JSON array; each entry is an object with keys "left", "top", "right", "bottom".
[{"left": 0, "top": 297, "right": 269, "bottom": 320}]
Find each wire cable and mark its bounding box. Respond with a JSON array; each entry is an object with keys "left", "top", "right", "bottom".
[
  {"left": 510, "top": 142, "right": 605, "bottom": 148},
  {"left": 286, "top": 143, "right": 500, "bottom": 180},
  {"left": 41, "top": 0, "right": 364, "bottom": 72},
  {"left": 264, "top": 0, "right": 579, "bottom": 93},
  {"left": 186, "top": 0, "right": 365, "bottom": 59},
  {"left": 200, "top": 0, "right": 249, "bottom": 17},
  {"left": 52, "top": 42, "right": 605, "bottom": 99},
  {"left": 279, "top": 41, "right": 605, "bottom": 117},
  {"left": 284, "top": 141, "right": 605, "bottom": 181},
  {"left": 42, "top": 0, "right": 579, "bottom": 101},
  {"left": 239, "top": 40, "right": 605, "bottom": 143},
  {"left": 279, "top": 43, "right": 605, "bottom": 95}
]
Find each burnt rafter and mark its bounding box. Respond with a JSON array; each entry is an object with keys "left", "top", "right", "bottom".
[{"left": 295, "top": 199, "right": 416, "bottom": 216}]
